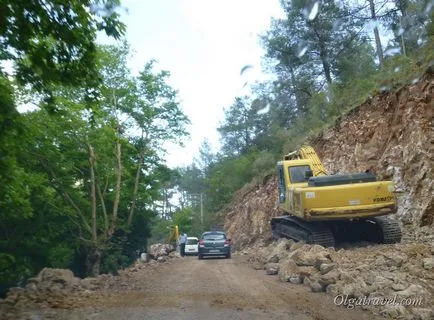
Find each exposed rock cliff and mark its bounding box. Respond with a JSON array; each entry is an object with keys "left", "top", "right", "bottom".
[{"left": 224, "top": 72, "right": 433, "bottom": 248}]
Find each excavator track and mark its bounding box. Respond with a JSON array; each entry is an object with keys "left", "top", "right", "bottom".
[
  {"left": 368, "top": 216, "right": 402, "bottom": 244},
  {"left": 271, "top": 216, "right": 335, "bottom": 248},
  {"left": 271, "top": 215, "right": 402, "bottom": 247}
]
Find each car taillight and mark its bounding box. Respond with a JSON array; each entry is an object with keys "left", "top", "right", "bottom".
[
  {"left": 199, "top": 240, "right": 205, "bottom": 247},
  {"left": 224, "top": 239, "right": 230, "bottom": 247}
]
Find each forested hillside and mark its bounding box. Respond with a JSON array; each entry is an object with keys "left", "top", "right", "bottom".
[{"left": 163, "top": 0, "right": 433, "bottom": 238}]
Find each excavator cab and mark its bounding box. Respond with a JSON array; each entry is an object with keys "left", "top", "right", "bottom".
[{"left": 277, "top": 165, "right": 286, "bottom": 204}]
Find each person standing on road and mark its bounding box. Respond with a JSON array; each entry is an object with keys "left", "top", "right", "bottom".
[{"left": 178, "top": 232, "right": 187, "bottom": 257}]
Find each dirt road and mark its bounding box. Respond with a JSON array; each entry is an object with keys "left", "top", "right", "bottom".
[{"left": 6, "top": 256, "right": 382, "bottom": 320}]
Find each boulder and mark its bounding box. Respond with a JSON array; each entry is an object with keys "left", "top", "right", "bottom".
[
  {"left": 422, "top": 258, "right": 434, "bottom": 270},
  {"left": 411, "top": 308, "right": 434, "bottom": 320},
  {"left": 326, "top": 284, "right": 339, "bottom": 295},
  {"left": 265, "top": 263, "right": 280, "bottom": 275},
  {"left": 289, "top": 241, "right": 306, "bottom": 252},
  {"left": 27, "top": 268, "right": 80, "bottom": 292},
  {"left": 339, "top": 271, "right": 357, "bottom": 284},
  {"left": 266, "top": 239, "right": 293, "bottom": 263},
  {"left": 252, "top": 262, "right": 264, "bottom": 270},
  {"left": 298, "top": 266, "right": 318, "bottom": 280},
  {"left": 148, "top": 244, "right": 174, "bottom": 259},
  {"left": 304, "top": 277, "right": 324, "bottom": 293},
  {"left": 382, "top": 253, "right": 408, "bottom": 268},
  {"left": 392, "top": 282, "right": 409, "bottom": 291},
  {"left": 289, "top": 245, "right": 331, "bottom": 267},
  {"left": 381, "top": 305, "right": 410, "bottom": 319},
  {"left": 319, "top": 263, "right": 335, "bottom": 274},
  {"left": 352, "top": 278, "right": 369, "bottom": 298},
  {"left": 319, "top": 270, "right": 341, "bottom": 286},
  {"left": 289, "top": 276, "right": 303, "bottom": 284},
  {"left": 267, "top": 254, "right": 279, "bottom": 263},
  {"left": 168, "top": 251, "right": 180, "bottom": 258},
  {"left": 157, "top": 256, "right": 168, "bottom": 263},
  {"left": 396, "top": 284, "right": 429, "bottom": 299},
  {"left": 278, "top": 259, "right": 300, "bottom": 282},
  {"left": 368, "top": 275, "right": 393, "bottom": 291},
  {"left": 139, "top": 252, "right": 150, "bottom": 263}
]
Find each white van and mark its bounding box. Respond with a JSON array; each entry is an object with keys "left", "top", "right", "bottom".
[{"left": 185, "top": 237, "right": 199, "bottom": 255}]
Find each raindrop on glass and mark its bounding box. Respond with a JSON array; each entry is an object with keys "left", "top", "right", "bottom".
[
  {"left": 297, "top": 46, "right": 308, "bottom": 58},
  {"left": 384, "top": 47, "right": 401, "bottom": 57},
  {"left": 411, "top": 78, "right": 419, "bottom": 84},
  {"left": 424, "top": 2, "right": 433, "bottom": 14},
  {"left": 365, "top": 19, "right": 380, "bottom": 31},
  {"left": 398, "top": 28, "right": 405, "bottom": 36},
  {"left": 308, "top": 2, "right": 319, "bottom": 20},
  {"left": 394, "top": 67, "right": 401, "bottom": 73},
  {"left": 240, "top": 65, "right": 253, "bottom": 76},
  {"left": 257, "top": 104, "right": 270, "bottom": 115}
]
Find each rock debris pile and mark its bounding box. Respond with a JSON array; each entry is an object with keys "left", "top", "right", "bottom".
[{"left": 243, "top": 238, "right": 434, "bottom": 319}]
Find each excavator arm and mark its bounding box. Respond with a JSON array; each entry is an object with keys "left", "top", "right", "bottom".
[
  {"left": 168, "top": 225, "right": 179, "bottom": 245},
  {"left": 284, "top": 146, "right": 327, "bottom": 176}
]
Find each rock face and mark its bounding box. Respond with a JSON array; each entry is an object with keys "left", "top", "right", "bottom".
[
  {"left": 314, "top": 75, "right": 434, "bottom": 228},
  {"left": 224, "top": 73, "right": 434, "bottom": 248},
  {"left": 224, "top": 175, "right": 281, "bottom": 250}
]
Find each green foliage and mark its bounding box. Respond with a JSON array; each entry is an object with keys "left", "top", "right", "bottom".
[
  {"left": 48, "top": 245, "right": 74, "bottom": 269},
  {"left": 0, "top": 0, "right": 125, "bottom": 98},
  {"left": 1, "top": 41, "right": 189, "bottom": 293},
  {"left": 173, "top": 208, "right": 194, "bottom": 234}
]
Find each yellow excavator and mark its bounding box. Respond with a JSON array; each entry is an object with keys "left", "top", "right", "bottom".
[
  {"left": 168, "top": 225, "right": 179, "bottom": 248},
  {"left": 271, "top": 146, "right": 402, "bottom": 247}
]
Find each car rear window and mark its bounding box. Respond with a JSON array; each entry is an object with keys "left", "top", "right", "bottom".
[
  {"left": 203, "top": 233, "right": 225, "bottom": 240},
  {"left": 186, "top": 239, "right": 198, "bottom": 245}
]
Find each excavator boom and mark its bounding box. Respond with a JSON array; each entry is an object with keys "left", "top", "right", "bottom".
[{"left": 284, "top": 146, "right": 327, "bottom": 176}]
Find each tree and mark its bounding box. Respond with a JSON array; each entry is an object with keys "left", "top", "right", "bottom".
[
  {"left": 218, "top": 96, "right": 269, "bottom": 156},
  {"left": 0, "top": 43, "right": 190, "bottom": 283},
  {"left": 0, "top": 1, "right": 125, "bottom": 283}
]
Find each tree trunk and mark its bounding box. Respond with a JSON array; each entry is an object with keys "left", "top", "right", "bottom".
[
  {"left": 109, "top": 141, "right": 122, "bottom": 236},
  {"left": 397, "top": 0, "right": 408, "bottom": 56},
  {"left": 313, "top": 27, "right": 332, "bottom": 84},
  {"left": 85, "top": 246, "right": 101, "bottom": 277},
  {"left": 87, "top": 143, "right": 97, "bottom": 243},
  {"left": 319, "top": 44, "right": 332, "bottom": 84},
  {"left": 127, "top": 148, "right": 145, "bottom": 226},
  {"left": 289, "top": 65, "right": 304, "bottom": 115},
  {"left": 96, "top": 182, "right": 108, "bottom": 231},
  {"left": 399, "top": 15, "right": 407, "bottom": 56},
  {"left": 368, "top": 0, "right": 384, "bottom": 65}
]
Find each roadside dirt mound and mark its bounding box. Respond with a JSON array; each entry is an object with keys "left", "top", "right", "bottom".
[
  {"left": 224, "top": 72, "right": 434, "bottom": 248},
  {"left": 0, "top": 244, "right": 180, "bottom": 316},
  {"left": 242, "top": 239, "right": 434, "bottom": 319}
]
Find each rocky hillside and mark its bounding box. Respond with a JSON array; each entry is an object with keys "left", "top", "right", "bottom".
[{"left": 224, "top": 71, "right": 433, "bottom": 249}]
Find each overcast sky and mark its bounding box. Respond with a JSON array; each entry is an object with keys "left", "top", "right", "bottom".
[{"left": 100, "top": 0, "right": 285, "bottom": 167}]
